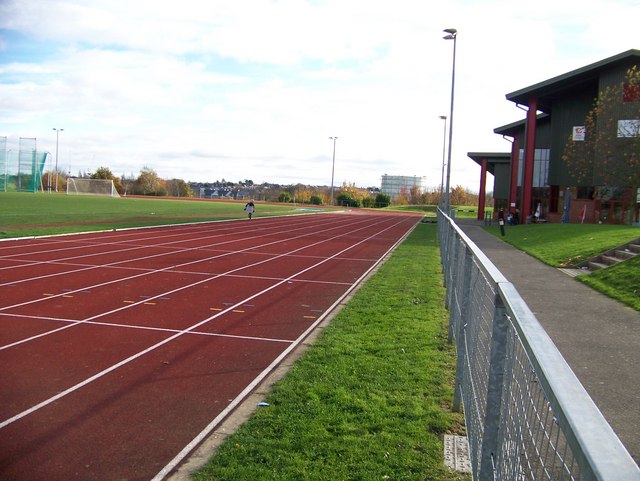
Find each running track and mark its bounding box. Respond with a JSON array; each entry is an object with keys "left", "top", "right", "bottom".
[{"left": 0, "top": 211, "right": 420, "bottom": 481}]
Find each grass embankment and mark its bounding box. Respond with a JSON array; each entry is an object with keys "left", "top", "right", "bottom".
[
  {"left": 194, "top": 223, "right": 468, "bottom": 481},
  {"left": 578, "top": 256, "right": 640, "bottom": 311},
  {"left": 0, "top": 192, "right": 304, "bottom": 238},
  {"left": 485, "top": 223, "right": 640, "bottom": 311},
  {"left": 386, "top": 205, "right": 486, "bottom": 220}
]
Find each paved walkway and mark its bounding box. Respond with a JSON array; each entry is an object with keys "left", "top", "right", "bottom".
[{"left": 455, "top": 219, "right": 640, "bottom": 465}]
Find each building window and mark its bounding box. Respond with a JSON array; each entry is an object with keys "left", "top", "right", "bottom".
[
  {"left": 617, "top": 119, "right": 640, "bottom": 137},
  {"left": 517, "top": 148, "right": 550, "bottom": 187},
  {"left": 576, "top": 186, "right": 595, "bottom": 200},
  {"left": 533, "top": 149, "right": 550, "bottom": 187}
]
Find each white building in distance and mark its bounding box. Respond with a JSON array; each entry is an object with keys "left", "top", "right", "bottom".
[{"left": 380, "top": 175, "right": 428, "bottom": 201}]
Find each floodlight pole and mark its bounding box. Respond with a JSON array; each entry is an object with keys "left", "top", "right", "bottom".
[
  {"left": 329, "top": 136, "right": 338, "bottom": 205},
  {"left": 439, "top": 115, "right": 447, "bottom": 207},
  {"left": 443, "top": 28, "right": 457, "bottom": 215},
  {"left": 53, "top": 128, "right": 64, "bottom": 192}
]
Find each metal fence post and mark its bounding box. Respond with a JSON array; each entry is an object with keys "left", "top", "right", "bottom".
[
  {"left": 446, "top": 234, "right": 459, "bottom": 342},
  {"left": 478, "top": 295, "right": 508, "bottom": 481},
  {"left": 443, "top": 221, "right": 454, "bottom": 309},
  {"left": 452, "top": 245, "right": 473, "bottom": 412}
]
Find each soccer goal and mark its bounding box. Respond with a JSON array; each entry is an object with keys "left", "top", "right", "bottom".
[{"left": 66, "top": 178, "right": 121, "bottom": 197}]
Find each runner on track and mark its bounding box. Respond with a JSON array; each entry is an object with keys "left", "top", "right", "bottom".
[{"left": 244, "top": 200, "right": 255, "bottom": 219}]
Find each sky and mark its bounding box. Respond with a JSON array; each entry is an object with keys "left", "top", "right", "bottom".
[{"left": 1, "top": 0, "right": 639, "bottom": 192}]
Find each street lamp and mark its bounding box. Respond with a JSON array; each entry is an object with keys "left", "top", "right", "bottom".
[
  {"left": 443, "top": 28, "right": 457, "bottom": 214},
  {"left": 53, "top": 128, "right": 64, "bottom": 192},
  {"left": 439, "top": 115, "right": 447, "bottom": 207},
  {"left": 329, "top": 136, "right": 338, "bottom": 205}
]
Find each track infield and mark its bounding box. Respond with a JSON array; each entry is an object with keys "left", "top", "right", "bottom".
[{"left": 0, "top": 211, "right": 421, "bottom": 481}]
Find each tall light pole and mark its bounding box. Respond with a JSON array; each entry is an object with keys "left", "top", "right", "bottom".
[
  {"left": 329, "top": 136, "right": 338, "bottom": 205},
  {"left": 439, "top": 115, "right": 447, "bottom": 207},
  {"left": 53, "top": 128, "right": 64, "bottom": 192},
  {"left": 443, "top": 28, "right": 457, "bottom": 214}
]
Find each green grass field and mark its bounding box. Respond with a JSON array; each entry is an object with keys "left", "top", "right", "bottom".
[{"left": 0, "top": 192, "right": 312, "bottom": 238}]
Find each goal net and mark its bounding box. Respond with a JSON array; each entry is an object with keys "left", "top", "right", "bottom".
[{"left": 66, "top": 178, "right": 120, "bottom": 197}]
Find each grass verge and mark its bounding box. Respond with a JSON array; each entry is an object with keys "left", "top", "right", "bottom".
[
  {"left": 193, "top": 223, "right": 468, "bottom": 481},
  {"left": 484, "top": 223, "right": 640, "bottom": 311},
  {"left": 483, "top": 223, "right": 640, "bottom": 266},
  {"left": 385, "top": 205, "right": 486, "bottom": 220},
  {"left": 578, "top": 255, "right": 640, "bottom": 311}
]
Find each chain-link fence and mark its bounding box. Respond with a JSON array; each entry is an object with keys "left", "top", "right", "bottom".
[
  {"left": 0, "top": 137, "right": 49, "bottom": 193},
  {"left": 438, "top": 209, "right": 640, "bottom": 481}
]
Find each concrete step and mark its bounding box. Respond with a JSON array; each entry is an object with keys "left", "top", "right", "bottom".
[
  {"left": 574, "top": 237, "right": 640, "bottom": 272},
  {"left": 615, "top": 249, "right": 638, "bottom": 260},
  {"left": 558, "top": 267, "right": 588, "bottom": 277},
  {"left": 601, "top": 255, "right": 623, "bottom": 266},
  {"left": 588, "top": 261, "right": 608, "bottom": 270}
]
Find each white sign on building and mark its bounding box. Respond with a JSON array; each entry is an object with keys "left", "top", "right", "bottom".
[{"left": 572, "top": 126, "right": 586, "bottom": 141}]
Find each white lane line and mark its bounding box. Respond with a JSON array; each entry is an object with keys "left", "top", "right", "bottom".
[
  {"left": 0, "top": 216, "right": 412, "bottom": 430},
  {"left": 0, "top": 215, "right": 311, "bottom": 264},
  {"left": 0, "top": 215, "right": 375, "bottom": 312},
  {"left": 1, "top": 212, "right": 343, "bottom": 259},
  {"left": 0, "top": 312, "right": 293, "bottom": 345},
  {"left": 0, "top": 215, "right": 348, "bottom": 285},
  {"left": 0, "top": 216, "right": 388, "bottom": 351},
  {"left": 0, "top": 215, "right": 296, "bottom": 258},
  {"left": 0, "top": 225, "right": 383, "bottom": 357},
  {"left": 0, "top": 215, "right": 361, "bottom": 293}
]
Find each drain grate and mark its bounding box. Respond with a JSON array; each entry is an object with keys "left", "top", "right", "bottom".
[{"left": 444, "top": 434, "right": 472, "bottom": 473}]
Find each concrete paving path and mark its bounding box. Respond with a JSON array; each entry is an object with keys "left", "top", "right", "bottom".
[{"left": 455, "top": 219, "right": 639, "bottom": 465}]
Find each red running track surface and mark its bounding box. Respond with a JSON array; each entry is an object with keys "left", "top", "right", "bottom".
[{"left": 0, "top": 211, "right": 420, "bottom": 480}]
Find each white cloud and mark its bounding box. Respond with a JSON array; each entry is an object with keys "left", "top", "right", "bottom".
[{"left": 1, "top": 0, "right": 638, "bottom": 190}]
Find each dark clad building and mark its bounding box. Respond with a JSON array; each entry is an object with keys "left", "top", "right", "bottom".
[{"left": 471, "top": 49, "right": 640, "bottom": 224}]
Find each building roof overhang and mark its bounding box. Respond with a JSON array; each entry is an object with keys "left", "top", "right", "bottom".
[
  {"left": 467, "top": 152, "right": 511, "bottom": 175},
  {"left": 493, "top": 113, "right": 550, "bottom": 137},
  {"left": 505, "top": 49, "right": 640, "bottom": 113}
]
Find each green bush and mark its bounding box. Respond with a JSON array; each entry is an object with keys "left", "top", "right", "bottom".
[
  {"left": 375, "top": 193, "right": 391, "bottom": 207},
  {"left": 336, "top": 193, "right": 360, "bottom": 207},
  {"left": 279, "top": 192, "right": 292, "bottom": 203}
]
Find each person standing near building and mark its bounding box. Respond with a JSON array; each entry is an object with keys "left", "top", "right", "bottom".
[{"left": 244, "top": 200, "right": 255, "bottom": 219}]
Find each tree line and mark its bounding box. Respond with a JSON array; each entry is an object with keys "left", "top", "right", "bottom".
[{"left": 55, "top": 165, "right": 484, "bottom": 207}]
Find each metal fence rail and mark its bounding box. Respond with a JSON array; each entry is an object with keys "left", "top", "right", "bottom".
[{"left": 437, "top": 209, "right": 640, "bottom": 481}]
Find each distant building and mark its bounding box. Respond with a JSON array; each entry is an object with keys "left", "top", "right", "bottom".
[{"left": 380, "top": 175, "right": 427, "bottom": 201}]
